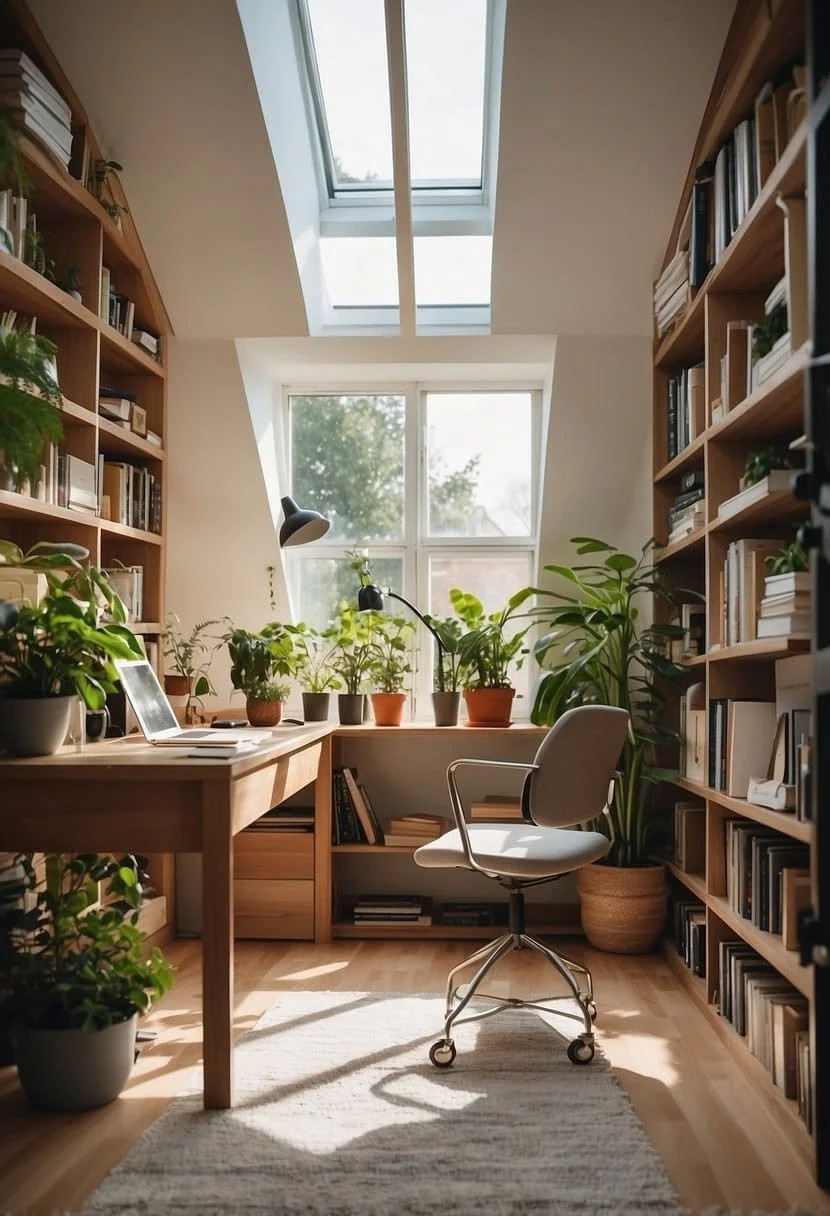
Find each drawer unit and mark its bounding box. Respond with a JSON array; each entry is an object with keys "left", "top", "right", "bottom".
[{"left": 233, "top": 829, "right": 315, "bottom": 939}]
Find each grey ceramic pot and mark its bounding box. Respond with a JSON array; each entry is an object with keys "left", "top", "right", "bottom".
[{"left": 0, "top": 695, "right": 75, "bottom": 756}]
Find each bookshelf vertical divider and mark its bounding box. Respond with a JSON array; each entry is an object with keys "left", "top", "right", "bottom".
[{"left": 653, "top": 0, "right": 816, "bottom": 1159}]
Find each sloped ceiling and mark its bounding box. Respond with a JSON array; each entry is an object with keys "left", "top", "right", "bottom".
[{"left": 28, "top": 0, "right": 733, "bottom": 341}]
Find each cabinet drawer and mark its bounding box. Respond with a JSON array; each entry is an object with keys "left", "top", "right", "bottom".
[
  {"left": 234, "top": 830, "right": 314, "bottom": 880},
  {"left": 233, "top": 879, "right": 314, "bottom": 940}
]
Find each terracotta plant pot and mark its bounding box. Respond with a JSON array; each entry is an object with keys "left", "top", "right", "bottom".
[
  {"left": 245, "top": 698, "right": 283, "bottom": 727},
  {"left": 370, "top": 691, "right": 406, "bottom": 726},
  {"left": 462, "top": 687, "right": 515, "bottom": 728},
  {"left": 163, "top": 675, "right": 192, "bottom": 697},
  {"left": 577, "top": 863, "right": 667, "bottom": 954}
]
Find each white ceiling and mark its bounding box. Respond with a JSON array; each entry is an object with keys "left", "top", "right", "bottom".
[{"left": 29, "top": 0, "right": 734, "bottom": 342}]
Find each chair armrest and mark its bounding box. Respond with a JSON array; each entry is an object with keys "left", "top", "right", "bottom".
[{"left": 445, "top": 757, "right": 538, "bottom": 875}]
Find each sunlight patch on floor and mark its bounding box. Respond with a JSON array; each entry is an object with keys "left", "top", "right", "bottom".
[{"left": 277, "top": 960, "right": 351, "bottom": 981}]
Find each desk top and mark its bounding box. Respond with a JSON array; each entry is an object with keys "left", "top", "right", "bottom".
[{"left": 0, "top": 723, "right": 333, "bottom": 782}]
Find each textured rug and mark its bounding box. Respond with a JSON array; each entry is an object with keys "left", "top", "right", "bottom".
[{"left": 80, "top": 990, "right": 685, "bottom": 1216}]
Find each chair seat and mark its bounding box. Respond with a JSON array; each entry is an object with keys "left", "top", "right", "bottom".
[{"left": 414, "top": 823, "right": 611, "bottom": 880}]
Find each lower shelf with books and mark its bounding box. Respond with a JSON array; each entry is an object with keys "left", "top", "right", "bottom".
[
  {"left": 331, "top": 900, "right": 582, "bottom": 940},
  {"left": 662, "top": 939, "right": 814, "bottom": 1148}
]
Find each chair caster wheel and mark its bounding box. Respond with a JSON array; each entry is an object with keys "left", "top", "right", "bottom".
[
  {"left": 429, "top": 1039, "right": 457, "bottom": 1068},
  {"left": 567, "top": 1039, "right": 595, "bottom": 1065},
  {"left": 586, "top": 1000, "right": 598, "bottom": 1021}
]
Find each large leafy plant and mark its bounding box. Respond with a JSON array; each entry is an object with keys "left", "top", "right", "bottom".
[
  {"left": 0, "top": 540, "right": 144, "bottom": 707},
  {"left": 3, "top": 852, "right": 173, "bottom": 1031},
  {"left": 528, "top": 537, "right": 687, "bottom": 867},
  {"left": 325, "top": 601, "right": 380, "bottom": 695},
  {"left": 368, "top": 610, "right": 415, "bottom": 693},
  {"left": 0, "top": 326, "right": 64, "bottom": 491},
  {"left": 285, "top": 622, "right": 340, "bottom": 693}
]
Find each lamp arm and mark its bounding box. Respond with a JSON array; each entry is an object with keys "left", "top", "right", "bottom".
[{"left": 384, "top": 589, "right": 445, "bottom": 676}]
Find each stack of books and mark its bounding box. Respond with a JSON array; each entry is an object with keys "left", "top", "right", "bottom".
[
  {"left": 352, "top": 894, "right": 432, "bottom": 926},
  {"left": 440, "top": 901, "right": 502, "bottom": 927},
  {"left": 654, "top": 244, "right": 690, "bottom": 338},
  {"left": 757, "top": 571, "right": 811, "bottom": 639},
  {"left": 383, "top": 814, "right": 446, "bottom": 848},
  {"left": 0, "top": 50, "right": 72, "bottom": 169},
  {"left": 469, "top": 795, "right": 523, "bottom": 822}
]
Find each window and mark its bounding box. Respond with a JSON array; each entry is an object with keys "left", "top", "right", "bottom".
[{"left": 283, "top": 385, "right": 540, "bottom": 715}]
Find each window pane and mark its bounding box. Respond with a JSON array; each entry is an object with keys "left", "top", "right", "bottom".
[
  {"left": 428, "top": 551, "right": 534, "bottom": 706},
  {"left": 291, "top": 555, "right": 403, "bottom": 632},
  {"left": 425, "top": 391, "right": 533, "bottom": 536},
  {"left": 404, "top": 0, "right": 487, "bottom": 186},
  {"left": 305, "top": 0, "right": 394, "bottom": 188},
  {"left": 320, "top": 237, "right": 399, "bottom": 308},
  {"left": 413, "top": 235, "right": 492, "bottom": 308},
  {"left": 290, "top": 394, "right": 405, "bottom": 542}
]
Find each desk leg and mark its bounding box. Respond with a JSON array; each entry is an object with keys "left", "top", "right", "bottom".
[{"left": 201, "top": 783, "right": 234, "bottom": 1109}]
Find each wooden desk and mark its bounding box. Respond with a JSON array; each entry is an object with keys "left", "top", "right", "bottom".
[{"left": 0, "top": 724, "right": 333, "bottom": 1110}]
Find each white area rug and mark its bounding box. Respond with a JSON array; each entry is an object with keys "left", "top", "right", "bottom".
[{"left": 81, "top": 991, "right": 685, "bottom": 1216}]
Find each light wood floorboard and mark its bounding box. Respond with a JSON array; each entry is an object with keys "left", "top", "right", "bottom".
[{"left": 0, "top": 939, "right": 828, "bottom": 1216}]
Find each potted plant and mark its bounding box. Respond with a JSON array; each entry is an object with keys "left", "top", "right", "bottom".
[
  {"left": 162, "top": 613, "right": 227, "bottom": 723},
  {"left": 226, "top": 622, "right": 295, "bottom": 726},
  {"left": 367, "top": 610, "right": 415, "bottom": 726},
  {"left": 421, "top": 612, "right": 466, "bottom": 726},
  {"left": 0, "top": 540, "right": 145, "bottom": 755},
  {"left": 326, "top": 601, "right": 379, "bottom": 725},
  {"left": 0, "top": 324, "right": 64, "bottom": 493},
  {"left": 523, "top": 536, "right": 687, "bottom": 953},
  {"left": 92, "top": 158, "right": 128, "bottom": 229},
  {"left": 450, "top": 588, "right": 531, "bottom": 727},
  {"left": 57, "top": 263, "right": 83, "bottom": 304},
  {"left": 285, "top": 621, "right": 340, "bottom": 722},
  {"left": 2, "top": 851, "right": 173, "bottom": 1111},
  {"left": 763, "top": 533, "right": 810, "bottom": 602}
]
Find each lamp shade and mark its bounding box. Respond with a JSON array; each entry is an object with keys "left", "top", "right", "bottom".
[
  {"left": 279, "top": 496, "right": 331, "bottom": 547},
  {"left": 357, "top": 584, "right": 385, "bottom": 611}
]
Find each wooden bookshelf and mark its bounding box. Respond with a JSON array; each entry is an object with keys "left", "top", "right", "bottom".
[
  {"left": 652, "top": 0, "right": 817, "bottom": 1159},
  {"left": 0, "top": 2, "right": 173, "bottom": 937}
]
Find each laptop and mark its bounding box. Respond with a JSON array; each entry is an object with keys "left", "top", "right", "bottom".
[{"left": 114, "top": 659, "right": 275, "bottom": 746}]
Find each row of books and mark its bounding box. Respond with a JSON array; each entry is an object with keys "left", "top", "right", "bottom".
[
  {"left": 665, "top": 367, "right": 704, "bottom": 463},
  {"left": 0, "top": 48, "right": 73, "bottom": 170},
  {"left": 101, "top": 459, "right": 162, "bottom": 533},
  {"left": 670, "top": 895, "right": 706, "bottom": 978},
  {"left": 654, "top": 244, "right": 691, "bottom": 339},
  {"left": 719, "top": 537, "right": 780, "bottom": 647},
  {"left": 717, "top": 941, "right": 810, "bottom": 1126},
  {"left": 724, "top": 819, "right": 809, "bottom": 938},
  {"left": 693, "top": 65, "right": 804, "bottom": 281},
  {"left": 100, "top": 267, "right": 136, "bottom": 340}
]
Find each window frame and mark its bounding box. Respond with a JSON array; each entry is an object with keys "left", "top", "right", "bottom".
[{"left": 282, "top": 380, "right": 541, "bottom": 718}]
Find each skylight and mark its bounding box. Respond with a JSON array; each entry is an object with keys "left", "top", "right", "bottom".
[{"left": 291, "top": 0, "right": 505, "bottom": 332}]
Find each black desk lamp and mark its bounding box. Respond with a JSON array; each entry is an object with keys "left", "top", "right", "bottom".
[
  {"left": 279, "top": 497, "right": 331, "bottom": 547},
  {"left": 356, "top": 583, "right": 445, "bottom": 676}
]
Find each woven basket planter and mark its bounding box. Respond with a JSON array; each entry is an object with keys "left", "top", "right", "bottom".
[{"left": 577, "top": 863, "right": 667, "bottom": 954}]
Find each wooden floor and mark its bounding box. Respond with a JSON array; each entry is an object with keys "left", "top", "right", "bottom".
[{"left": 1, "top": 938, "right": 828, "bottom": 1216}]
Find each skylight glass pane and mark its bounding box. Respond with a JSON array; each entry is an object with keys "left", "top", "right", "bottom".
[
  {"left": 320, "top": 237, "right": 399, "bottom": 307},
  {"left": 413, "top": 235, "right": 492, "bottom": 307},
  {"left": 306, "top": 0, "right": 394, "bottom": 188},
  {"left": 404, "top": 0, "right": 487, "bottom": 185}
]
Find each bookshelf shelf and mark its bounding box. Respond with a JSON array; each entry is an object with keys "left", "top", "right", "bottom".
[{"left": 653, "top": 0, "right": 815, "bottom": 1157}]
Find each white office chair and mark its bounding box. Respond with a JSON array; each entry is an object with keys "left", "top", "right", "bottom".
[{"left": 414, "top": 704, "right": 629, "bottom": 1068}]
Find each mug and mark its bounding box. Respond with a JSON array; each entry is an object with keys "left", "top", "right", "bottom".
[{"left": 85, "top": 706, "right": 111, "bottom": 742}]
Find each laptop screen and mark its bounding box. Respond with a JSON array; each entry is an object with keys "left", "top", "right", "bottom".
[{"left": 115, "top": 660, "right": 180, "bottom": 737}]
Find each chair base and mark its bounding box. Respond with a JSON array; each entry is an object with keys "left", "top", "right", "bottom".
[{"left": 428, "top": 928, "right": 597, "bottom": 1069}]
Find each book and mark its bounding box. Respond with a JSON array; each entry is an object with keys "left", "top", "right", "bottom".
[
  {"left": 716, "top": 469, "right": 794, "bottom": 521},
  {"left": 756, "top": 614, "right": 811, "bottom": 638},
  {"left": 341, "top": 766, "right": 383, "bottom": 844},
  {"left": 383, "top": 832, "right": 441, "bottom": 848},
  {"left": 385, "top": 814, "right": 444, "bottom": 835},
  {"left": 674, "top": 803, "right": 705, "bottom": 872},
  {"left": 725, "top": 700, "right": 777, "bottom": 797},
  {"left": 772, "top": 999, "right": 809, "bottom": 1097},
  {"left": 781, "top": 867, "right": 810, "bottom": 950},
  {"left": 764, "top": 571, "right": 810, "bottom": 597},
  {"left": 469, "top": 794, "right": 523, "bottom": 822}
]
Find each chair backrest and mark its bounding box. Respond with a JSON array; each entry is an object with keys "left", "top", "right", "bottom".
[{"left": 524, "top": 705, "right": 629, "bottom": 829}]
